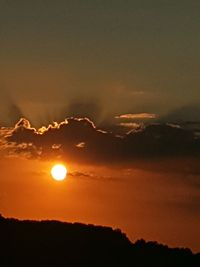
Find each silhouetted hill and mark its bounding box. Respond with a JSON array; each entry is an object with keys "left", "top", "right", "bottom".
[{"left": 0, "top": 215, "right": 199, "bottom": 266}]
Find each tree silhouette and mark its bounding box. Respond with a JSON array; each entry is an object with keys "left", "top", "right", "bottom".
[{"left": 0, "top": 215, "right": 199, "bottom": 267}]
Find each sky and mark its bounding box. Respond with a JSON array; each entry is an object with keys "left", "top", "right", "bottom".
[
  {"left": 0, "top": 0, "right": 199, "bottom": 252},
  {"left": 1, "top": 0, "right": 200, "bottom": 126}
]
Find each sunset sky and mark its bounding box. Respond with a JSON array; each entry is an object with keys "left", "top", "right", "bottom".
[{"left": 0, "top": 1, "right": 199, "bottom": 252}]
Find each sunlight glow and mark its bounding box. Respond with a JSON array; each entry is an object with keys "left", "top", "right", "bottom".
[{"left": 51, "top": 164, "right": 67, "bottom": 181}]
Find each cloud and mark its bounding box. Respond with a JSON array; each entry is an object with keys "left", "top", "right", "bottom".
[
  {"left": 115, "top": 113, "right": 157, "bottom": 120},
  {"left": 118, "top": 122, "right": 142, "bottom": 130},
  {"left": 68, "top": 171, "right": 115, "bottom": 182},
  {"left": 123, "top": 123, "right": 199, "bottom": 158},
  {"left": 0, "top": 118, "right": 200, "bottom": 171},
  {"left": 2, "top": 117, "right": 120, "bottom": 163},
  {"left": 76, "top": 142, "right": 86, "bottom": 148}
]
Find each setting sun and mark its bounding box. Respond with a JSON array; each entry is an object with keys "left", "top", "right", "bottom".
[{"left": 51, "top": 164, "right": 68, "bottom": 181}]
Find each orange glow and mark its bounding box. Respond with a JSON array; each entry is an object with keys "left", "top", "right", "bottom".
[{"left": 0, "top": 157, "right": 199, "bottom": 252}]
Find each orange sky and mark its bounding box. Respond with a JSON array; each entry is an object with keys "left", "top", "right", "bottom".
[{"left": 0, "top": 157, "right": 199, "bottom": 252}]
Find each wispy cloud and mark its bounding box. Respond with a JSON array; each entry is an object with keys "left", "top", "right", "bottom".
[
  {"left": 68, "top": 171, "right": 118, "bottom": 182},
  {"left": 115, "top": 113, "right": 157, "bottom": 120},
  {"left": 118, "top": 122, "right": 141, "bottom": 129}
]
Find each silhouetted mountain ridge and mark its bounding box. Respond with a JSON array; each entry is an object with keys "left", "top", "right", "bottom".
[{"left": 0, "top": 215, "right": 199, "bottom": 266}]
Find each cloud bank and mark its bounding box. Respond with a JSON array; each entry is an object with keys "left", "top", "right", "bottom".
[{"left": 0, "top": 117, "right": 199, "bottom": 166}]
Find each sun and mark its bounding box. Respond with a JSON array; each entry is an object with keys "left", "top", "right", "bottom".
[{"left": 51, "top": 164, "right": 68, "bottom": 181}]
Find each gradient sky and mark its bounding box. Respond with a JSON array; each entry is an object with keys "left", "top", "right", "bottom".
[
  {"left": 0, "top": 0, "right": 200, "bottom": 126},
  {"left": 0, "top": 0, "right": 199, "bottom": 253}
]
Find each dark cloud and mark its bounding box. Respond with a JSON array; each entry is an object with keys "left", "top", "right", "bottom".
[
  {"left": 160, "top": 104, "right": 200, "bottom": 123},
  {"left": 123, "top": 124, "right": 199, "bottom": 158},
  {"left": 114, "top": 112, "right": 158, "bottom": 133},
  {"left": 1, "top": 118, "right": 200, "bottom": 168},
  {"left": 4, "top": 117, "right": 120, "bottom": 163},
  {"left": 68, "top": 171, "right": 115, "bottom": 182}
]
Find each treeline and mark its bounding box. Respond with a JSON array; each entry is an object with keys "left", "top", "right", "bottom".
[{"left": 0, "top": 215, "right": 199, "bottom": 266}]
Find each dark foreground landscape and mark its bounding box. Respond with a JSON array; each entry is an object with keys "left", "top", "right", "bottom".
[{"left": 0, "top": 215, "right": 199, "bottom": 267}]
